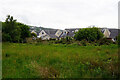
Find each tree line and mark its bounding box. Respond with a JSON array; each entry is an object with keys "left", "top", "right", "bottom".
[
  {"left": 2, "top": 15, "right": 120, "bottom": 46},
  {"left": 2, "top": 15, "right": 31, "bottom": 43}
]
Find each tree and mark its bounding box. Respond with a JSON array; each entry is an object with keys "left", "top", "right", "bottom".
[
  {"left": 2, "top": 15, "right": 31, "bottom": 43},
  {"left": 116, "top": 34, "right": 120, "bottom": 47},
  {"left": 2, "top": 15, "right": 21, "bottom": 42},
  {"left": 17, "top": 22, "right": 31, "bottom": 42},
  {"left": 74, "top": 27, "right": 103, "bottom": 42}
]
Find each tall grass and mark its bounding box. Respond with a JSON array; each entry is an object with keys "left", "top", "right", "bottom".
[{"left": 2, "top": 43, "right": 118, "bottom": 78}]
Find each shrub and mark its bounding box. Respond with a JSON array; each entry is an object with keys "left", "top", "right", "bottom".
[
  {"left": 58, "top": 37, "right": 72, "bottom": 44},
  {"left": 80, "top": 40, "right": 87, "bottom": 46},
  {"left": 36, "top": 38, "right": 42, "bottom": 43},
  {"left": 66, "top": 36, "right": 72, "bottom": 42},
  {"left": 31, "top": 33, "right": 37, "bottom": 37},
  {"left": 74, "top": 27, "right": 103, "bottom": 42},
  {"left": 49, "top": 38, "right": 56, "bottom": 41},
  {"left": 116, "top": 34, "right": 120, "bottom": 47},
  {"left": 26, "top": 37, "right": 34, "bottom": 43},
  {"left": 97, "top": 38, "right": 113, "bottom": 45},
  {"left": 2, "top": 33, "right": 12, "bottom": 42},
  {"left": 2, "top": 15, "right": 31, "bottom": 43}
]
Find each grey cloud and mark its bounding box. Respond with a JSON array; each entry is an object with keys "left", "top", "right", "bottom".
[{"left": 0, "top": 0, "right": 119, "bottom": 29}]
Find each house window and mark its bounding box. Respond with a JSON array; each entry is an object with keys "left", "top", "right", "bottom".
[{"left": 42, "top": 32, "right": 44, "bottom": 34}]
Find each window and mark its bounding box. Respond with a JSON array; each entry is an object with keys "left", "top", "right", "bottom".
[{"left": 42, "top": 32, "right": 44, "bottom": 34}]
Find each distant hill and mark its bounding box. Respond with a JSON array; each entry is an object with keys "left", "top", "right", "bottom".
[{"left": 29, "top": 26, "right": 58, "bottom": 33}]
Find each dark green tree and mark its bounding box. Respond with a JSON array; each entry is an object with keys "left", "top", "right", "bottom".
[
  {"left": 2, "top": 15, "right": 31, "bottom": 43},
  {"left": 74, "top": 27, "right": 103, "bottom": 42},
  {"left": 17, "top": 22, "right": 31, "bottom": 42},
  {"left": 116, "top": 34, "right": 120, "bottom": 47},
  {"left": 2, "top": 15, "right": 21, "bottom": 42}
]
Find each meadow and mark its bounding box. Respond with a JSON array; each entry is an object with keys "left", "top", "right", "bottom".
[{"left": 2, "top": 42, "right": 119, "bottom": 78}]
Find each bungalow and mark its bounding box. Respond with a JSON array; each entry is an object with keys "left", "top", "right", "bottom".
[
  {"left": 30, "top": 27, "right": 119, "bottom": 42},
  {"left": 37, "top": 29, "right": 57, "bottom": 40},
  {"left": 101, "top": 28, "right": 119, "bottom": 42}
]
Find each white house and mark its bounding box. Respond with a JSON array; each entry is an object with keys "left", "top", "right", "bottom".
[
  {"left": 37, "top": 29, "right": 57, "bottom": 40},
  {"left": 55, "top": 30, "right": 63, "bottom": 38},
  {"left": 103, "top": 29, "right": 111, "bottom": 38}
]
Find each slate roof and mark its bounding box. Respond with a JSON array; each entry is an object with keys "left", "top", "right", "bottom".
[
  {"left": 37, "top": 30, "right": 42, "bottom": 36},
  {"left": 49, "top": 34, "right": 57, "bottom": 38},
  {"left": 109, "top": 29, "right": 119, "bottom": 39},
  {"left": 44, "top": 29, "right": 57, "bottom": 35},
  {"left": 44, "top": 29, "right": 58, "bottom": 38},
  {"left": 100, "top": 28, "right": 119, "bottom": 39},
  {"left": 65, "top": 28, "right": 80, "bottom": 32}
]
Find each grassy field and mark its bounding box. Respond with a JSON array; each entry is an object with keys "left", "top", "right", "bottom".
[{"left": 2, "top": 42, "right": 118, "bottom": 78}]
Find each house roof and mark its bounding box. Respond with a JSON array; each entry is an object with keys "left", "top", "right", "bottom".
[
  {"left": 109, "top": 29, "right": 119, "bottom": 39},
  {"left": 37, "top": 30, "right": 42, "bottom": 36},
  {"left": 44, "top": 29, "right": 57, "bottom": 35},
  {"left": 67, "top": 32, "right": 75, "bottom": 37},
  {"left": 49, "top": 34, "right": 57, "bottom": 38},
  {"left": 100, "top": 28, "right": 119, "bottom": 39},
  {"left": 43, "top": 29, "right": 58, "bottom": 38},
  {"left": 65, "top": 28, "right": 80, "bottom": 32}
]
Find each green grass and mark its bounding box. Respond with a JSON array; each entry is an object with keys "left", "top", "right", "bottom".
[{"left": 2, "top": 42, "right": 118, "bottom": 78}]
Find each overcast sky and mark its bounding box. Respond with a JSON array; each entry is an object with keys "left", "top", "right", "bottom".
[{"left": 0, "top": 0, "right": 119, "bottom": 29}]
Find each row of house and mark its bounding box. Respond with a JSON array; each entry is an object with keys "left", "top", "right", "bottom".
[{"left": 30, "top": 27, "right": 119, "bottom": 42}]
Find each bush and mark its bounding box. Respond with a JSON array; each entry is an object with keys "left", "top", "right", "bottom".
[
  {"left": 74, "top": 27, "right": 103, "bottom": 42},
  {"left": 58, "top": 37, "right": 72, "bottom": 44},
  {"left": 116, "top": 34, "right": 120, "bottom": 47},
  {"left": 80, "top": 40, "right": 87, "bottom": 46},
  {"left": 49, "top": 38, "right": 56, "bottom": 41},
  {"left": 66, "top": 36, "right": 72, "bottom": 42},
  {"left": 26, "top": 37, "right": 34, "bottom": 43},
  {"left": 97, "top": 38, "right": 113, "bottom": 45},
  {"left": 2, "top": 15, "right": 31, "bottom": 43},
  {"left": 36, "top": 38, "right": 42, "bottom": 43},
  {"left": 2, "top": 33, "right": 12, "bottom": 42},
  {"left": 31, "top": 33, "right": 37, "bottom": 37}
]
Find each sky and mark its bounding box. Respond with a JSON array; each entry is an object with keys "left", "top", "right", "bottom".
[{"left": 0, "top": 0, "right": 119, "bottom": 29}]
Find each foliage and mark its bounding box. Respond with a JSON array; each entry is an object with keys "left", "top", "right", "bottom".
[
  {"left": 74, "top": 27, "right": 104, "bottom": 42},
  {"left": 2, "top": 33, "right": 12, "bottom": 42},
  {"left": 55, "top": 36, "right": 73, "bottom": 44},
  {"left": 97, "top": 38, "right": 113, "bottom": 45},
  {"left": 65, "top": 36, "right": 72, "bottom": 42},
  {"left": 80, "top": 39, "right": 88, "bottom": 46},
  {"left": 2, "top": 15, "right": 21, "bottom": 42},
  {"left": 17, "top": 22, "right": 31, "bottom": 42},
  {"left": 116, "top": 34, "right": 120, "bottom": 47},
  {"left": 36, "top": 38, "right": 42, "bottom": 43},
  {"left": 2, "top": 15, "right": 31, "bottom": 43},
  {"left": 31, "top": 33, "right": 37, "bottom": 37}
]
